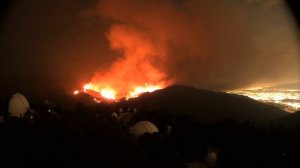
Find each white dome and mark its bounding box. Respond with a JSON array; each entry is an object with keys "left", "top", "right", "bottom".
[
  {"left": 8, "top": 93, "right": 30, "bottom": 118},
  {"left": 129, "top": 121, "right": 159, "bottom": 137},
  {"left": 111, "top": 112, "right": 119, "bottom": 119},
  {"left": 205, "top": 152, "right": 217, "bottom": 167}
]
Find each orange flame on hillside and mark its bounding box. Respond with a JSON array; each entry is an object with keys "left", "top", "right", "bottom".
[
  {"left": 80, "top": 83, "right": 164, "bottom": 100},
  {"left": 74, "top": 22, "right": 171, "bottom": 100}
]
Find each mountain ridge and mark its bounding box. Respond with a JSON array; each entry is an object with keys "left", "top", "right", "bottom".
[{"left": 121, "top": 85, "right": 288, "bottom": 123}]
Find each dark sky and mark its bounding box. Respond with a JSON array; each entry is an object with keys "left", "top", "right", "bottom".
[{"left": 0, "top": 0, "right": 299, "bottom": 99}]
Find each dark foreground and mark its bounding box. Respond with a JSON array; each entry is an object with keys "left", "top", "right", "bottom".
[{"left": 0, "top": 101, "right": 300, "bottom": 168}]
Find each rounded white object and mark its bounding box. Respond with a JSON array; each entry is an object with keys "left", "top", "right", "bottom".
[
  {"left": 111, "top": 112, "right": 119, "bottom": 119},
  {"left": 8, "top": 93, "right": 30, "bottom": 118},
  {"left": 205, "top": 152, "right": 217, "bottom": 167},
  {"left": 129, "top": 121, "right": 159, "bottom": 137}
]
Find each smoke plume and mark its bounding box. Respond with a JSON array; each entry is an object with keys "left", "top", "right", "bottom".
[
  {"left": 0, "top": 0, "right": 299, "bottom": 98},
  {"left": 87, "top": 0, "right": 299, "bottom": 92}
]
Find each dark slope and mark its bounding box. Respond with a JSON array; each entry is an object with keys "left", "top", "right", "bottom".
[
  {"left": 269, "top": 111, "right": 300, "bottom": 129},
  {"left": 123, "top": 85, "right": 288, "bottom": 123}
]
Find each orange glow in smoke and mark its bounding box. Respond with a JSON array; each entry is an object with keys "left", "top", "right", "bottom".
[{"left": 77, "top": 21, "right": 171, "bottom": 100}]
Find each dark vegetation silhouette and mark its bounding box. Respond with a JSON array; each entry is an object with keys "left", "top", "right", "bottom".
[{"left": 0, "top": 85, "right": 299, "bottom": 168}]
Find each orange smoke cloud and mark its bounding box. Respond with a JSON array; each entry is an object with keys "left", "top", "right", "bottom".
[
  {"left": 85, "top": 19, "right": 171, "bottom": 99},
  {"left": 80, "top": 0, "right": 299, "bottom": 99}
]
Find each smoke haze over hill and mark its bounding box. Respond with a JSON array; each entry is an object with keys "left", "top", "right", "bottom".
[{"left": 0, "top": 0, "right": 299, "bottom": 97}]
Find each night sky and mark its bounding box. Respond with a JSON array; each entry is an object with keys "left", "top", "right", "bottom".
[{"left": 0, "top": 0, "right": 299, "bottom": 99}]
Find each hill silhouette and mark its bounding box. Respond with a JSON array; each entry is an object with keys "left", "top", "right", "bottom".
[
  {"left": 269, "top": 111, "right": 300, "bottom": 129},
  {"left": 120, "top": 85, "right": 288, "bottom": 123},
  {"left": 1, "top": 85, "right": 298, "bottom": 167}
]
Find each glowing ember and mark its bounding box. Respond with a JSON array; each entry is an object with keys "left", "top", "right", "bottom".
[
  {"left": 93, "top": 98, "right": 101, "bottom": 103},
  {"left": 228, "top": 88, "right": 300, "bottom": 112},
  {"left": 73, "top": 90, "right": 80, "bottom": 95}
]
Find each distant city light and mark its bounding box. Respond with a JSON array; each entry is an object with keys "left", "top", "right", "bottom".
[{"left": 228, "top": 88, "right": 300, "bottom": 112}]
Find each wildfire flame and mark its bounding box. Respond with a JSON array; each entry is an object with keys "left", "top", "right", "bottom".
[
  {"left": 74, "top": 3, "right": 173, "bottom": 100},
  {"left": 100, "top": 88, "right": 116, "bottom": 100},
  {"left": 82, "top": 83, "right": 117, "bottom": 100},
  {"left": 77, "top": 83, "right": 163, "bottom": 100},
  {"left": 128, "top": 85, "right": 162, "bottom": 98}
]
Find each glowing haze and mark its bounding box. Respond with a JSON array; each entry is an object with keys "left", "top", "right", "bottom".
[
  {"left": 80, "top": 0, "right": 181, "bottom": 99},
  {"left": 80, "top": 0, "right": 299, "bottom": 99},
  {"left": 1, "top": 0, "right": 299, "bottom": 98},
  {"left": 82, "top": 18, "right": 171, "bottom": 99}
]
